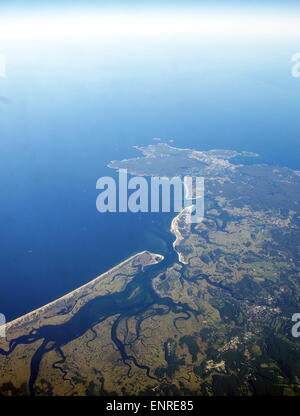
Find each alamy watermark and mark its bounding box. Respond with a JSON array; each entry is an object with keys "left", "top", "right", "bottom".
[
  {"left": 292, "top": 313, "right": 300, "bottom": 338},
  {"left": 291, "top": 53, "right": 300, "bottom": 78},
  {"left": 96, "top": 169, "right": 205, "bottom": 224}
]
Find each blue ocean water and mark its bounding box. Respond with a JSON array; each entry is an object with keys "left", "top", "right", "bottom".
[{"left": 1, "top": 34, "right": 300, "bottom": 320}]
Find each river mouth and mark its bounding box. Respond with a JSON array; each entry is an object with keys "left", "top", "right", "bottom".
[
  {"left": 1, "top": 197, "right": 241, "bottom": 395},
  {"left": 1, "top": 211, "right": 197, "bottom": 395}
]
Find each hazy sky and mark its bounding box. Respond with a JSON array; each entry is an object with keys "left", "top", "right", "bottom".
[
  {"left": 1, "top": 0, "right": 300, "bottom": 12},
  {"left": 1, "top": 0, "right": 300, "bottom": 43}
]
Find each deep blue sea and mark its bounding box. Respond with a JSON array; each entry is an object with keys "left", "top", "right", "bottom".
[{"left": 1, "top": 34, "right": 300, "bottom": 320}]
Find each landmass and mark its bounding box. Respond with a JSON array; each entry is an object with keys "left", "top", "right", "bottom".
[{"left": 1, "top": 142, "right": 300, "bottom": 396}]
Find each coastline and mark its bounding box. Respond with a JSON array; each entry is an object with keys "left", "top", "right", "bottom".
[
  {"left": 1, "top": 250, "right": 164, "bottom": 333},
  {"left": 170, "top": 207, "right": 192, "bottom": 265}
]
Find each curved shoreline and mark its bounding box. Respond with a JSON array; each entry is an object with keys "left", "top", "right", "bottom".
[
  {"left": 170, "top": 207, "right": 192, "bottom": 264},
  {"left": 1, "top": 251, "right": 164, "bottom": 333}
]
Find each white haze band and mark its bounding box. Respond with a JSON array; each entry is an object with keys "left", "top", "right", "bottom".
[{"left": 96, "top": 169, "right": 204, "bottom": 224}]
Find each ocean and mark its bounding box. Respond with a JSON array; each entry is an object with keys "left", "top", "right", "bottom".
[{"left": 1, "top": 33, "right": 300, "bottom": 321}]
